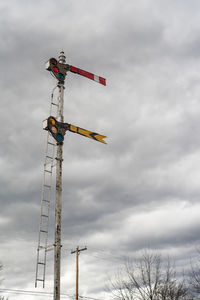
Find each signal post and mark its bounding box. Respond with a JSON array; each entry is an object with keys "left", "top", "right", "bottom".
[
  {"left": 36, "top": 51, "right": 107, "bottom": 300},
  {"left": 54, "top": 52, "right": 65, "bottom": 300}
]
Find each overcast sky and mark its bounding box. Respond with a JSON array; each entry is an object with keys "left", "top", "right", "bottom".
[{"left": 1, "top": 0, "right": 200, "bottom": 299}]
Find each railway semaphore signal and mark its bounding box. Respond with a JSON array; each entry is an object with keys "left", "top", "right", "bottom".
[
  {"left": 35, "top": 51, "right": 107, "bottom": 300},
  {"left": 43, "top": 116, "right": 107, "bottom": 144},
  {"left": 46, "top": 57, "right": 106, "bottom": 85}
]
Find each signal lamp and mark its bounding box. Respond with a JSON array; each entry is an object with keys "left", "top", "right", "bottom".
[
  {"left": 49, "top": 117, "right": 56, "bottom": 125},
  {"left": 58, "top": 73, "right": 64, "bottom": 80},
  {"left": 44, "top": 116, "right": 67, "bottom": 144},
  {"left": 45, "top": 57, "right": 67, "bottom": 82},
  {"left": 56, "top": 133, "right": 64, "bottom": 142},
  {"left": 51, "top": 126, "right": 58, "bottom": 134},
  {"left": 53, "top": 67, "right": 59, "bottom": 73},
  {"left": 50, "top": 58, "right": 57, "bottom": 65}
]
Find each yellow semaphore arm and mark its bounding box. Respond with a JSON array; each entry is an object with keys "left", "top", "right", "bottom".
[{"left": 68, "top": 124, "right": 107, "bottom": 144}]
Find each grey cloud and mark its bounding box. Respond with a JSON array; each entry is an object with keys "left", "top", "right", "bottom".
[{"left": 1, "top": 1, "right": 200, "bottom": 299}]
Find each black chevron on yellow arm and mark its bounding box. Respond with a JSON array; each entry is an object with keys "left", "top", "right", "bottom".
[{"left": 68, "top": 124, "right": 107, "bottom": 144}]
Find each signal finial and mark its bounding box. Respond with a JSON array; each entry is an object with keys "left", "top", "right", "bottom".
[{"left": 58, "top": 50, "right": 66, "bottom": 64}]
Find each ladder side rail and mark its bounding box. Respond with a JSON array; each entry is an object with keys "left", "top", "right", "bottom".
[
  {"left": 42, "top": 135, "right": 56, "bottom": 285},
  {"left": 36, "top": 86, "right": 59, "bottom": 287},
  {"left": 50, "top": 86, "right": 59, "bottom": 116},
  {"left": 36, "top": 131, "right": 51, "bottom": 285},
  {"left": 36, "top": 133, "right": 56, "bottom": 287}
]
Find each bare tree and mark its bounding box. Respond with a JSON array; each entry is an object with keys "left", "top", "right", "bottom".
[
  {"left": 158, "top": 259, "right": 188, "bottom": 300},
  {"left": 189, "top": 248, "right": 200, "bottom": 297},
  {"left": 0, "top": 264, "right": 8, "bottom": 300},
  {"left": 108, "top": 251, "right": 188, "bottom": 300}
]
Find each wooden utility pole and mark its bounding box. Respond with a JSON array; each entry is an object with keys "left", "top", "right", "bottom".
[{"left": 71, "top": 246, "right": 87, "bottom": 300}]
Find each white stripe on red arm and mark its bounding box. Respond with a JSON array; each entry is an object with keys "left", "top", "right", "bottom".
[{"left": 70, "top": 65, "right": 106, "bottom": 86}]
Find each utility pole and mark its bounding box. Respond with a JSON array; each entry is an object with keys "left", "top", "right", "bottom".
[
  {"left": 71, "top": 246, "right": 87, "bottom": 300},
  {"left": 54, "top": 51, "right": 66, "bottom": 300}
]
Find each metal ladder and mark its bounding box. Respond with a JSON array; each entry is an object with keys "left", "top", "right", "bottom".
[{"left": 35, "top": 86, "right": 59, "bottom": 288}]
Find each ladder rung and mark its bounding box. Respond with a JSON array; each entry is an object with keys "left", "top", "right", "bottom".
[
  {"left": 42, "top": 199, "right": 50, "bottom": 203},
  {"left": 36, "top": 279, "right": 44, "bottom": 282},
  {"left": 41, "top": 214, "right": 48, "bottom": 218},
  {"left": 38, "top": 262, "right": 45, "bottom": 265},
  {"left": 38, "top": 246, "right": 45, "bottom": 249},
  {"left": 46, "top": 247, "right": 54, "bottom": 252},
  {"left": 44, "top": 169, "right": 52, "bottom": 174},
  {"left": 44, "top": 184, "right": 51, "bottom": 188},
  {"left": 46, "top": 155, "right": 54, "bottom": 159},
  {"left": 51, "top": 102, "right": 59, "bottom": 106},
  {"left": 40, "top": 230, "right": 48, "bottom": 233},
  {"left": 48, "top": 142, "right": 56, "bottom": 146}
]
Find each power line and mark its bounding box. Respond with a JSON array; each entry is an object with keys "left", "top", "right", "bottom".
[
  {"left": 79, "top": 296, "right": 103, "bottom": 300},
  {"left": 0, "top": 288, "right": 72, "bottom": 298},
  {"left": 64, "top": 247, "right": 127, "bottom": 263},
  {"left": 0, "top": 288, "right": 104, "bottom": 300},
  {"left": 88, "top": 246, "right": 128, "bottom": 261}
]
